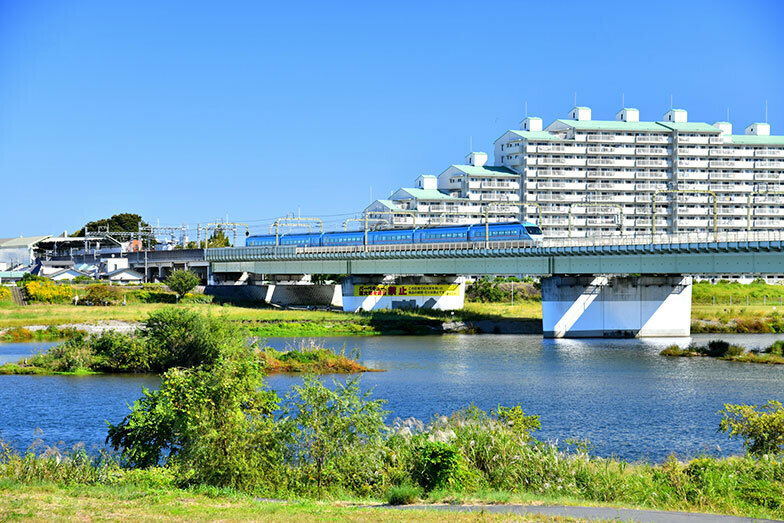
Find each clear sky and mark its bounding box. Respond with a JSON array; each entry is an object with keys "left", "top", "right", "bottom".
[{"left": 1, "top": 0, "right": 782, "bottom": 238}]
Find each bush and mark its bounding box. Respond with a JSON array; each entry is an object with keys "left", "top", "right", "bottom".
[
  {"left": 704, "top": 340, "right": 731, "bottom": 357},
  {"left": 0, "top": 287, "right": 11, "bottom": 301},
  {"left": 29, "top": 336, "right": 93, "bottom": 372},
  {"left": 24, "top": 280, "right": 74, "bottom": 304},
  {"left": 181, "top": 293, "right": 213, "bottom": 304},
  {"left": 766, "top": 341, "right": 784, "bottom": 356},
  {"left": 83, "top": 284, "right": 123, "bottom": 306},
  {"left": 125, "top": 290, "right": 177, "bottom": 304},
  {"left": 141, "top": 307, "right": 246, "bottom": 370},
  {"left": 725, "top": 344, "right": 745, "bottom": 357},
  {"left": 107, "top": 345, "right": 281, "bottom": 491},
  {"left": 165, "top": 270, "right": 200, "bottom": 298},
  {"left": 386, "top": 484, "right": 421, "bottom": 505},
  {"left": 90, "top": 331, "right": 152, "bottom": 373},
  {"left": 410, "top": 440, "right": 473, "bottom": 492},
  {"left": 719, "top": 400, "right": 784, "bottom": 456}
]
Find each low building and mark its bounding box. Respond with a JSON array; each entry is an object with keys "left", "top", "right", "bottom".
[
  {"left": 0, "top": 236, "right": 51, "bottom": 266},
  {"left": 101, "top": 268, "right": 144, "bottom": 283}
]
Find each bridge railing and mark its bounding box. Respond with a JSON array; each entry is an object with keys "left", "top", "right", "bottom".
[{"left": 539, "top": 230, "right": 784, "bottom": 249}]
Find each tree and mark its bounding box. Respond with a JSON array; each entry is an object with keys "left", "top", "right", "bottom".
[
  {"left": 74, "top": 213, "right": 149, "bottom": 237},
  {"left": 165, "top": 270, "right": 200, "bottom": 298},
  {"left": 206, "top": 227, "right": 231, "bottom": 248},
  {"left": 718, "top": 400, "right": 784, "bottom": 456}
]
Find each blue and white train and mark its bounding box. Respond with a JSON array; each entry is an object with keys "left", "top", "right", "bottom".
[{"left": 246, "top": 221, "right": 543, "bottom": 248}]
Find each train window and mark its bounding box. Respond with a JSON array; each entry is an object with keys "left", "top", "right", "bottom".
[{"left": 525, "top": 226, "right": 543, "bottom": 235}]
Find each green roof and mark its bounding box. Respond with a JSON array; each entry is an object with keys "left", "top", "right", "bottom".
[
  {"left": 656, "top": 122, "right": 721, "bottom": 133},
  {"left": 555, "top": 119, "right": 668, "bottom": 132},
  {"left": 524, "top": 116, "right": 542, "bottom": 120},
  {"left": 398, "top": 188, "right": 463, "bottom": 200},
  {"left": 670, "top": 109, "right": 687, "bottom": 113},
  {"left": 451, "top": 165, "right": 518, "bottom": 178},
  {"left": 375, "top": 199, "right": 401, "bottom": 210},
  {"left": 504, "top": 130, "right": 563, "bottom": 141},
  {"left": 0, "top": 235, "right": 50, "bottom": 248},
  {"left": 469, "top": 151, "right": 487, "bottom": 155},
  {"left": 729, "top": 135, "right": 784, "bottom": 145},
  {"left": 573, "top": 106, "right": 591, "bottom": 110}
]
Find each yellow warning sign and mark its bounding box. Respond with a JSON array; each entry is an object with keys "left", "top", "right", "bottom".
[{"left": 354, "top": 284, "right": 461, "bottom": 297}]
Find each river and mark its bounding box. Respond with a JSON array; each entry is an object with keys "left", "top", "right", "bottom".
[{"left": 1, "top": 334, "right": 783, "bottom": 462}]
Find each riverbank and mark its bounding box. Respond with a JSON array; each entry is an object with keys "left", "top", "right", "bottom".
[{"left": 7, "top": 294, "right": 784, "bottom": 336}]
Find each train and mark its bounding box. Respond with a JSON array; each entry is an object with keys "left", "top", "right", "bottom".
[{"left": 246, "top": 221, "right": 544, "bottom": 248}]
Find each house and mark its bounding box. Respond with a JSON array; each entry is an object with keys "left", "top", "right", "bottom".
[
  {"left": 48, "top": 268, "right": 91, "bottom": 282},
  {"left": 101, "top": 268, "right": 144, "bottom": 283}
]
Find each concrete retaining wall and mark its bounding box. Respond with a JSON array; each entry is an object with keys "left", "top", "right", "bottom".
[{"left": 204, "top": 284, "right": 341, "bottom": 307}]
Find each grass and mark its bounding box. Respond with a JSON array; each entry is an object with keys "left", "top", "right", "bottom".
[
  {"left": 661, "top": 340, "right": 784, "bottom": 364},
  {"left": 0, "top": 482, "right": 591, "bottom": 522}
]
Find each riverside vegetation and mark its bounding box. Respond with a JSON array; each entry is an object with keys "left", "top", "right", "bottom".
[
  {"left": 0, "top": 308, "right": 376, "bottom": 375},
  {"left": 661, "top": 339, "right": 784, "bottom": 364},
  {"left": 0, "top": 313, "right": 783, "bottom": 519}
]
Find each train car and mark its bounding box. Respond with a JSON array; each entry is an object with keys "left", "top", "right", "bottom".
[
  {"left": 468, "top": 221, "right": 543, "bottom": 243},
  {"left": 278, "top": 233, "right": 322, "bottom": 247},
  {"left": 413, "top": 225, "right": 471, "bottom": 244},
  {"left": 321, "top": 230, "right": 365, "bottom": 247},
  {"left": 367, "top": 228, "right": 416, "bottom": 245},
  {"left": 246, "top": 221, "right": 544, "bottom": 248}
]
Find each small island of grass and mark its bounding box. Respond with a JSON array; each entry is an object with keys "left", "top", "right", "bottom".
[
  {"left": 661, "top": 339, "right": 784, "bottom": 364},
  {"left": 0, "top": 307, "right": 379, "bottom": 376}
]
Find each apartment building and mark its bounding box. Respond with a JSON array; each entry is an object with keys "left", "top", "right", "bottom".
[
  {"left": 364, "top": 155, "right": 521, "bottom": 228},
  {"left": 495, "top": 107, "right": 784, "bottom": 238}
]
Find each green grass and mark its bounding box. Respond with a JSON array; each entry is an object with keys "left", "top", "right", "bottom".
[{"left": 0, "top": 481, "right": 590, "bottom": 522}]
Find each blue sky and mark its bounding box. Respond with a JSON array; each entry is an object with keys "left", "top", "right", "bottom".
[{"left": 1, "top": 0, "right": 782, "bottom": 238}]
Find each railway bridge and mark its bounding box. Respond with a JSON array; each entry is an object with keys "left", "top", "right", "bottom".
[{"left": 206, "top": 231, "right": 784, "bottom": 338}]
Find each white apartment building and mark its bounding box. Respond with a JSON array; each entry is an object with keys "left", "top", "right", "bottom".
[
  {"left": 364, "top": 155, "right": 521, "bottom": 227},
  {"left": 495, "top": 107, "right": 784, "bottom": 238}
]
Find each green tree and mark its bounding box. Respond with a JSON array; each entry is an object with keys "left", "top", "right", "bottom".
[
  {"left": 165, "top": 270, "right": 200, "bottom": 298},
  {"left": 719, "top": 400, "right": 784, "bottom": 456},
  {"left": 282, "top": 377, "right": 387, "bottom": 497},
  {"left": 206, "top": 227, "right": 231, "bottom": 248},
  {"left": 74, "top": 213, "right": 149, "bottom": 237}
]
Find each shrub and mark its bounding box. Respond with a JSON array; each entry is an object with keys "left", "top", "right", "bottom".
[
  {"left": 24, "top": 280, "right": 74, "bottom": 304},
  {"left": 83, "top": 284, "right": 123, "bottom": 306},
  {"left": 410, "top": 440, "right": 472, "bottom": 492},
  {"left": 107, "top": 348, "right": 281, "bottom": 491},
  {"left": 181, "top": 293, "right": 213, "bottom": 304},
  {"left": 725, "top": 344, "right": 746, "bottom": 357},
  {"left": 719, "top": 400, "right": 784, "bottom": 456},
  {"left": 30, "top": 336, "right": 94, "bottom": 372},
  {"left": 125, "top": 290, "right": 177, "bottom": 304},
  {"left": 282, "top": 377, "right": 388, "bottom": 497},
  {"left": 0, "top": 287, "right": 11, "bottom": 301},
  {"left": 704, "top": 340, "right": 731, "bottom": 357},
  {"left": 165, "top": 270, "right": 200, "bottom": 298},
  {"left": 661, "top": 344, "right": 687, "bottom": 356},
  {"left": 90, "top": 331, "right": 152, "bottom": 373},
  {"left": 386, "top": 484, "right": 420, "bottom": 505},
  {"left": 766, "top": 340, "right": 784, "bottom": 356},
  {"left": 140, "top": 307, "right": 246, "bottom": 370}
]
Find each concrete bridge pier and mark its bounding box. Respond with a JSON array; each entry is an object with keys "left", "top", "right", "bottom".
[
  {"left": 341, "top": 275, "right": 465, "bottom": 312},
  {"left": 542, "top": 275, "right": 692, "bottom": 338}
]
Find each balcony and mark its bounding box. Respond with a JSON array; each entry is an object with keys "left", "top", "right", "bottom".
[
  {"left": 534, "top": 169, "right": 580, "bottom": 178},
  {"left": 677, "top": 135, "right": 710, "bottom": 144},
  {"left": 756, "top": 149, "right": 784, "bottom": 158},
  {"left": 711, "top": 147, "right": 753, "bottom": 158},
  {"left": 677, "top": 159, "right": 709, "bottom": 168},
  {"left": 586, "top": 182, "right": 632, "bottom": 191},
  {"left": 637, "top": 159, "right": 670, "bottom": 167},
  {"left": 537, "top": 156, "right": 586, "bottom": 166},
  {"left": 755, "top": 161, "right": 784, "bottom": 170},
  {"left": 636, "top": 147, "right": 670, "bottom": 156},
  {"left": 755, "top": 173, "right": 781, "bottom": 181},
  {"left": 635, "top": 183, "right": 668, "bottom": 191},
  {"left": 709, "top": 137, "right": 726, "bottom": 145},
  {"left": 677, "top": 147, "right": 708, "bottom": 156},
  {"left": 479, "top": 193, "right": 519, "bottom": 202},
  {"left": 586, "top": 158, "right": 635, "bottom": 167},
  {"left": 586, "top": 146, "right": 619, "bottom": 154},
  {"left": 635, "top": 170, "right": 670, "bottom": 179},
  {"left": 677, "top": 172, "right": 709, "bottom": 180},
  {"left": 637, "top": 134, "right": 669, "bottom": 144},
  {"left": 480, "top": 180, "right": 519, "bottom": 189}
]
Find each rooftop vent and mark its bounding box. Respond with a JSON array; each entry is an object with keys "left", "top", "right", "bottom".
[
  {"left": 520, "top": 116, "right": 542, "bottom": 132},
  {"left": 569, "top": 106, "right": 591, "bottom": 121},
  {"left": 465, "top": 151, "right": 488, "bottom": 167},
  {"left": 616, "top": 108, "right": 639, "bottom": 122},
  {"left": 713, "top": 122, "right": 732, "bottom": 135},
  {"left": 663, "top": 109, "right": 688, "bottom": 123},
  {"left": 745, "top": 123, "right": 770, "bottom": 136}
]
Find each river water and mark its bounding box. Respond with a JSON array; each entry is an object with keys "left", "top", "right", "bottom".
[{"left": 1, "top": 334, "right": 783, "bottom": 462}]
